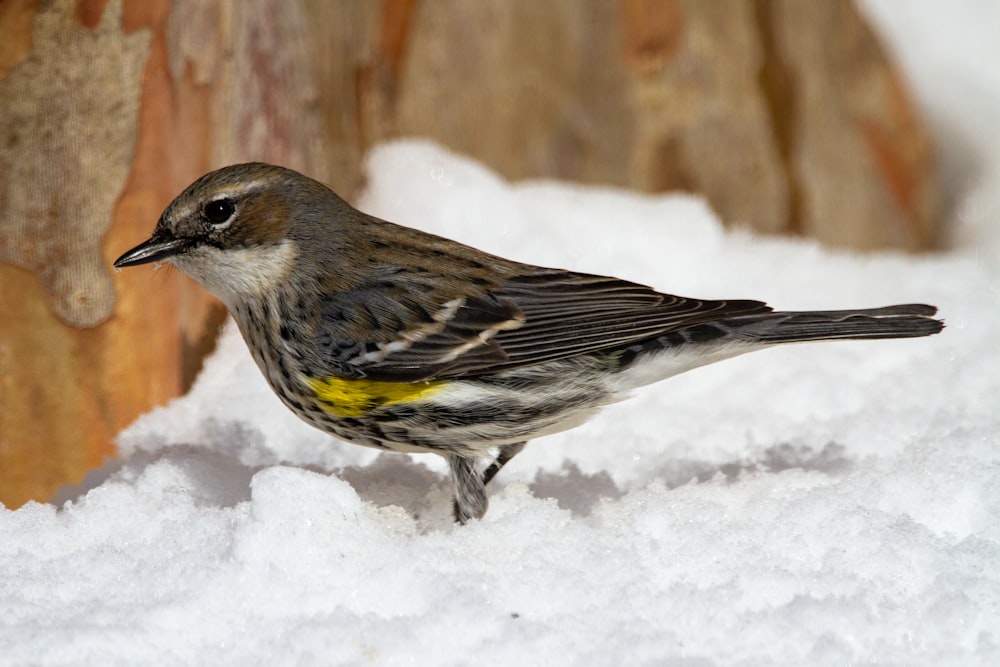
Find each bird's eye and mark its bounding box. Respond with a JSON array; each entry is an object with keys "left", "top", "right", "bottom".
[{"left": 204, "top": 198, "right": 235, "bottom": 225}]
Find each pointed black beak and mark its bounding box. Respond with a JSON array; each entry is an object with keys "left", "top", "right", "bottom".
[{"left": 114, "top": 234, "right": 192, "bottom": 268}]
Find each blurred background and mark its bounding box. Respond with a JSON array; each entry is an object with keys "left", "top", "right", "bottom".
[{"left": 0, "top": 0, "right": 949, "bottom": 508}]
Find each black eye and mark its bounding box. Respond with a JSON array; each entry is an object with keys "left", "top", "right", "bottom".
[{"left": 204, "top": 198, "right": 235, "bottom": 224}]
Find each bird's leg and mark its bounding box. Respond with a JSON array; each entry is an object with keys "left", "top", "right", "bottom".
[
  {"left": 449, "top": 455, "right": 488, "bottom": 524},
  {"left": 482, "top": 441, "right": 526, "bottom": 486},
  {"left": 449, "top": 443, "right": 527, "bottom": 523}
]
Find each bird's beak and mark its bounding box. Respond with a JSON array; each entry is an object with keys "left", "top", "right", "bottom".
[{"left": 114, "top": 233, "right": 192, "bottom": 268}]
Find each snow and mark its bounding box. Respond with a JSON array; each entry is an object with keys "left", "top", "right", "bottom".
[{"left": 3, "top": 4, "right": 1000, "bottom": 665}]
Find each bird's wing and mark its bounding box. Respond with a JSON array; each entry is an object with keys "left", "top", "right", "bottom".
[
  {"left": 314, "top": 269, "right": 770, "bottom": 382},
  {"left": 485, "top": 271, "right": 770, "bottom": 370}
]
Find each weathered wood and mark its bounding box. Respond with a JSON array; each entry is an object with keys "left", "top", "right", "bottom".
[
  {"left": 358, "top": 0, "right": 939, "bottom": 249},
  {"left": 766, "top": 0, "right": 940, "bottom": 248},
  {"left": 0, "top": 0, "right": 223, "bottom": 508}
]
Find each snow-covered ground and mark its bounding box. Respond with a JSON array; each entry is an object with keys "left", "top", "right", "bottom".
[{"left": 2, "top": 3, "right": 998, "bottom": 664}]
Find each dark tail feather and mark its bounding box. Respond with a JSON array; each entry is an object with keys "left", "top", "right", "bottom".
[{"left": 728, "top": 304, "right": 944, "bottom": 344}]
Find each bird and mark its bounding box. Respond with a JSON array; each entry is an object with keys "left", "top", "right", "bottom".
[{"left": 115, "top": 163, "right": 944, "bottom": 523}]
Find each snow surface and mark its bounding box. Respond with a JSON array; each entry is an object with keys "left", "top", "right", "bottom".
[{"left": 3, "top": 4, "right": 1000, "bottom": 665}]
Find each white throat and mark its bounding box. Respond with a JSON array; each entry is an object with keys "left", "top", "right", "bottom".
[{"left": 171, "top": 240, "right": 300, "bottom": 310}]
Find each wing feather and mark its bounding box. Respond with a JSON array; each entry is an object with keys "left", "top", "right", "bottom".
[{"left": 317, "top": 268, "right": 771, "bottom": 382}]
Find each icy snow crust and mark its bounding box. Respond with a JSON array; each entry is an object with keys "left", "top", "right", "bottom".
[{"left": 2, "top": 4, "right": 999, "bottom": 664}]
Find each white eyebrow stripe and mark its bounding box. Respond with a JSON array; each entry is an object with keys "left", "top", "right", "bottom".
[
  {"left": 171, "top": 179, "right": 273, "bottom": 222},
  {"left": 208, "top": 179, "right": 272, "bottom": 201}
]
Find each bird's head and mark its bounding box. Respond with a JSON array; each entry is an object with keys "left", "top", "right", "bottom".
[{"left": 114, "top": 163, "right": 349, "bottom": 308}]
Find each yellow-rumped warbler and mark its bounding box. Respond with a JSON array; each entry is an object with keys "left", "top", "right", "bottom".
[{"left": 115, "top": 163, "right": 944, "bottom": 523}]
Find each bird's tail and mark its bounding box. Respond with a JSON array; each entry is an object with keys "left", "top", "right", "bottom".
[
  {"left": 608, "top": 304, "right": 942, "bottom": 392},
  {"left": 725, "top": 304, "right": 944, "bottom": 344}
]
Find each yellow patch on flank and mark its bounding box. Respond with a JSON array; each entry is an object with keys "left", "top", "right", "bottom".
[{"left": 306, "top": 376, "right": 446, "bottom": 418}]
